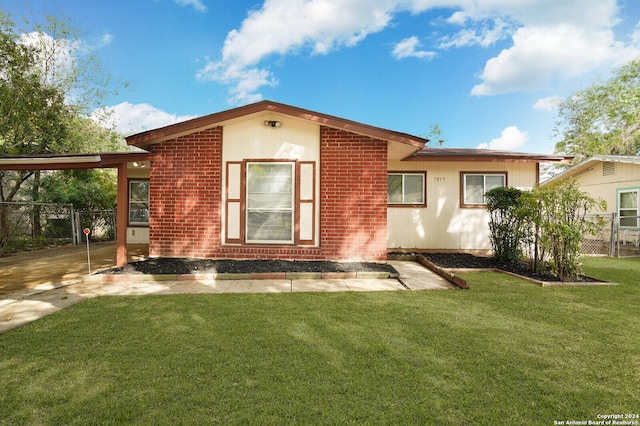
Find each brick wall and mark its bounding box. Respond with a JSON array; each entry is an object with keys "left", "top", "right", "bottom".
[
  {"left": 148, "top": 125, "right": 388, "bottom": 261},
  {"left": 319, "top": 127, "right": 388, "bottom": 261},
  {"left": 149, "top": 127, "right": 223, "bottom": 258}
]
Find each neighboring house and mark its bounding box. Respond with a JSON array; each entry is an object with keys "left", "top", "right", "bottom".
[
  {"left": 124, "top": 101, "right": 571, "bottom": 261},
  {"left": 542, "top": 155, "right": 640, "bottom": 228}
]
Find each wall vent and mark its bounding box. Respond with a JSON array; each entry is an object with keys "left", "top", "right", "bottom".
[{"left": 603, "top": 162, "right": 616, "bottom": 176}]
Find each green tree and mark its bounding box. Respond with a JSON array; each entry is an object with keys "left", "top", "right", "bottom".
[
  {"left": 536, "top": 180, "right": 605, "bottom": 281},
  {"left": 554, "top": 58, "right": 640, "bottom": 164},
  {"left": 0, "top": 12, "right": 126, "bottom": 248},
  {"left": 0, "top": 13, "right": 70, "bottom": 245},
  {"left": 485, "top": 187, "right": 526, "bottom": 264},
  {"left": 40, "top": 169, "right": 117, "bottom": 210}
]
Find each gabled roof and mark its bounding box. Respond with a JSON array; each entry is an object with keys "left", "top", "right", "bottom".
[
  {"left": 125, "top": 100, "right": 573, "bottom": 164},
  {"left": 542, "top": 154, "right": 640, "bottom": 186},
  {"left": 126, "top": 100, "right": 429, "bottom": 150},
  {"left": 407, "top": 147, "right": 573, "bottom": 163}
]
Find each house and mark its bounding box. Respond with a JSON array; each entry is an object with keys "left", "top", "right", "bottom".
[
  {"left": 124, "top": 101, "right": 571, "bottom": 262},
  {"left": 542, "top": 155, "right": 640, "bottom": 228}
]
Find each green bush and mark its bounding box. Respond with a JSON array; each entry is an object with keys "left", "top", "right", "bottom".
[{"left": 485, "top": 180, "right": 605, "bottom": 281}]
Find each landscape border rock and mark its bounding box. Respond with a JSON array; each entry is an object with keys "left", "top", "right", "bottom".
[{"left": 388, "top": 253, "right": 616, "bottom": 288}]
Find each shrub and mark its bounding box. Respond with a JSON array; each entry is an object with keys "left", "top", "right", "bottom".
[{"left": 485, "top": 187, "right": 526, "bottom": 263}]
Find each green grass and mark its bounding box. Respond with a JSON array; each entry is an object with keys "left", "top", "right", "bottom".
[{"left": 1, "top": 257, "right": 639, "bottom": 425}]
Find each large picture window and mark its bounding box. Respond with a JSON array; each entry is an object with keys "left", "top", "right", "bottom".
[
  {"left": 461, "top": 172, "right": 506, "bottom": 207},
  {"left": 129, "top": 180, "right": 149, "bottom": 226},
  {"left": 618, "top": 189, "right": 639, "bottom": 228},
  {"left": 388, "top": 173, "right": 425, "bottom": 205},
  {"left": 246, "top": 162, "right": 294, "bottom": 243}
]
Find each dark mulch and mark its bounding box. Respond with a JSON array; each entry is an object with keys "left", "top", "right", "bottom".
[
  {"left": 101, "top": 253, "right": 597, "bottom": 283},
  {"left": 101, "top": 258, "right": 397, "bottom": 275},
  {"left": 421, "top": 252, "right": 598, "bottom": 282}
]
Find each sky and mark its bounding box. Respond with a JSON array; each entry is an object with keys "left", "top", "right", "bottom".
[{"left": 3, "top": 0, "right": 640, "bottom": 155}]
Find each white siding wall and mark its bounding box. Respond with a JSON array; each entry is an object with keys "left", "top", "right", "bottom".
[
  {"left": 387, "top": 160, "right": 538, "bottom": 251},
  {"left": 222, "top": 113, "right": 321, "bottom": 245},
  {"left": 573, "top": 162, "right": 640, "bottom": 214}
]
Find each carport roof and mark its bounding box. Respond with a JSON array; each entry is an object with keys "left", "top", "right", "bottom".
[{"left": 0, "top": 151, "right": 155, "bottom": 170}]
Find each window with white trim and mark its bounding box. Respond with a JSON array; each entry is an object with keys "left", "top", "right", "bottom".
[
  {"left": 462, "top": 173, "right": 506, "bottom": 206},
  {"left": 129, "top": 180, "right": 149, "bottom": 226},
  {"left": 388, "top": 173, "right": 425, "bottom": 205},
  {"left": 618, "top": 189, "right": 639, "bottom": 228},
  {"left": 246, "top": 162, "right": 294, "bottom": 243}
]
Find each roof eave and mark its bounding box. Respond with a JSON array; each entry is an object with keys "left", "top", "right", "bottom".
[{"left": 126, "top": 100, "right": 428, "bottom": 150}]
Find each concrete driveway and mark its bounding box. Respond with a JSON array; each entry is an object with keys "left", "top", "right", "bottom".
[{"left": 0, "top": 243, "right": 147, "bottom": 296}]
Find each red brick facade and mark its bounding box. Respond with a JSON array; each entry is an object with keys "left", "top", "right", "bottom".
[
  {"left": 148, "top": 125, "right": 388, "bottom": 261},
  {"left": 319, "top": 127, "right": 388, "bottom": 261},
  {"left": 148, "top": 127, "right": 223, "bottom": 258}
]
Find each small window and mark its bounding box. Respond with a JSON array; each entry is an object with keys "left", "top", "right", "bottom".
[
  {"left": 388, "top": 173, "right": 425, "bottom": 205},
  {"left": 618, "top": 189, "right": 639, "bottom": 228},
  {"left": 129, "top": 180, "right": 149, "bottom": 226},
  {"left": 461, "top": 173, "right": 506, "bottom": 207}
]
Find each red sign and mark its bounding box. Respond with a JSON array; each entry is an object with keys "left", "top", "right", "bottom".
[{"left": 83, "top": 228, "right": 91, "bottom": 235}]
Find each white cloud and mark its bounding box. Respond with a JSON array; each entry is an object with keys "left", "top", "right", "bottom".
[
  {"left": 199, "top": 0, "right": 640, "bottom": 103},
  {"left": 198, "top": 0, "right": 405, "bottom": 104},
  {"left": 471, "top": 24, "right": 639, "bottom": 96},
  {"left": 533, "top": 96, "right": 562, "bottom": 111},
  {"left": 477, "top": 126, "right": 529, "bottom": 151},
  {"left": 440, "top": 18, "right": 512, "bottom": 49},
  {"left": 94, "top": 102, "right": 198, "bottom": 135},
  {"left": 172, "top": 0, "right": 206, "bottom": 12},
  {"left": 392, "top": 36, "right": 436, "bottom": 60}
]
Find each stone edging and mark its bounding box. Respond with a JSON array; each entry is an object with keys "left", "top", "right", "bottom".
[
  {"left": 388, "top": 254, "right": 616, "bottom": 288},
  {"left": 85, "top": 270, "right": 399, "bottom": 283}
]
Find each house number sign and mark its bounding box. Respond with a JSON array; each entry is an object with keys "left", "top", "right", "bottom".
[{"left": 434, "top": 176, "right": 446, "bottom": 182}]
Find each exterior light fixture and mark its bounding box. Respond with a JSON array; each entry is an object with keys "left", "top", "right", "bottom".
[{"left": 264, "top": 120, "right": 281, "bottom": 128}]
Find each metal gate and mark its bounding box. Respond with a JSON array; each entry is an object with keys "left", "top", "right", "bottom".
[
  {"left": 73, "top": 209, "right": 116, "bottom": 244},
  {"left": 615, "top": 214, "right": 640, "bottom": 258}
]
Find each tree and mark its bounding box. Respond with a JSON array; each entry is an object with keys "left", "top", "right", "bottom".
[
  {"left": 0, "top": 12, "right": 126, "bottom": 248},
  {"left": 423, "top": 123, "right": 445, "bottom": 147},
  {"left": 0, "top": 13, "right": 71, "bottom": 245},
  {"left": 554, "top": 58, "right": 640, "bottom": 164},
  {"left": 485, "top": 187, "right": 526, "bottom": 264},
  {"left": 40, "top": 169, "right": 117, "bottom": 210},
  {"left": 485, "top": 181, "right": 605, "bottom": 281},
  {"left": 536, "top": 180, "right": 605, "bottom": 281}
]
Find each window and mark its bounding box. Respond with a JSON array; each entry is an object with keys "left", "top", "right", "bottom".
[
  {"left": 388, "top": 173, "right": 425, "bottom": 205},
  {"left": 129, "top": 180, "right": 149, "bottom": 226},
  {"left": 246, "top": 162, "right": 294, "bottom": 243},
  {"left": 461, "top": 173, "right": 506, "bottom": 207},
  {"left": 618, "top": 189, "right": 639, "bottom": 228}
]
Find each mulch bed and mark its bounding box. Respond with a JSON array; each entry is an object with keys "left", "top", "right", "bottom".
[
  {"left": 101, "top": 258, "right": 397, "bottom": 275},
  {"left": 101, "top": 252, "right": 597, "bottom": 283},
  {"left": 421, "top": 252, "right": 598, "bottom": 283}
]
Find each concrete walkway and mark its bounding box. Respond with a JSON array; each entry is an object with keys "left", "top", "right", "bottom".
[{"left": 0, "top": 247, "right": 455, "bottom": 334}]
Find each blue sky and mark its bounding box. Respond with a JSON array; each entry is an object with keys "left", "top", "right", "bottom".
[{"left": 3, "top": 0, "right": 640, "bottom": 154}]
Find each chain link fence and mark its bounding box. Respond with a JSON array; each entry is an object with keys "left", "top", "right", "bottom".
[
  {"left": 0, "top": 202, "right": 115, "bottom": 254},
  {"left": 581, "top": 214, "right": 616, "bottom": 257},
  {"left": 616, "top": 214, "right": 640, "bottom": 258},
  {"left": 579, "top": 213, "right": 640, "bottom": 258}
]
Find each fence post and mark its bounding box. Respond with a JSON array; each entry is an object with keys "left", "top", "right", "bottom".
[
  {"left": 70, "top": 205, "right": 77, "bottom": 245},
  {"left": 610, "top": 212, "right": 617, "bottom": 258},
  {"left": 74, "top": 211, "right": 81, "bottom": 245}
]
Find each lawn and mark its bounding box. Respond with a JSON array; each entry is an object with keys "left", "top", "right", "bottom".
[{"left": 0, "top": 257, "right": 638, "bottom": 425}]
